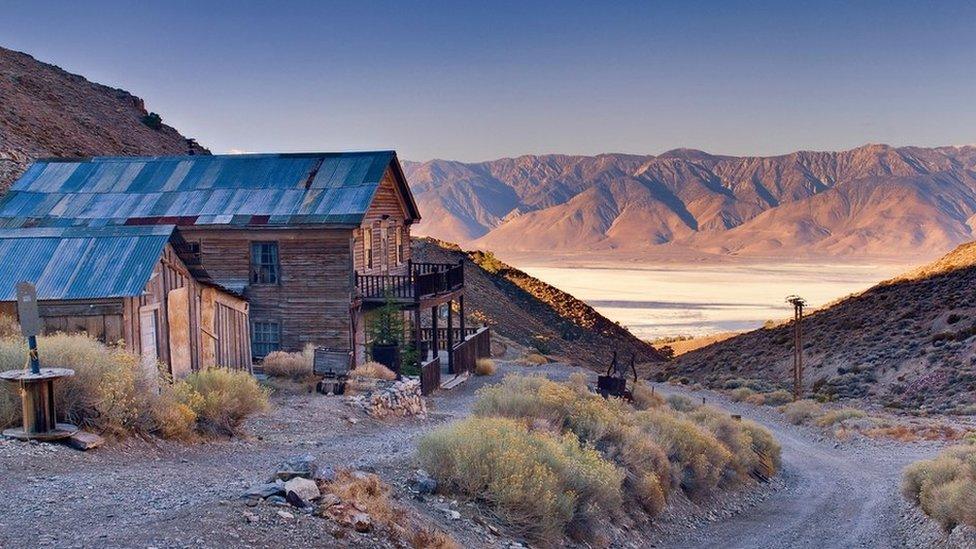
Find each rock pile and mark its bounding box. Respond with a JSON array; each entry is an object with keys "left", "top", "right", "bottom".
[{"left": 345, "top": 379, "right": 427, "bottom": 419}]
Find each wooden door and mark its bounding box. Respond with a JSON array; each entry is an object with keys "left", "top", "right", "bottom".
[
  {"left": 139, "top": 307, "right": 158, "bottom": 366},
  {"left": 167, "top": 287, "right": 192, "bottom": 378}
]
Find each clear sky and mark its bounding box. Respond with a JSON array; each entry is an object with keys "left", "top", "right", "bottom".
[{"left": 2, "top": 1, "right": 975, "bottom": 162}]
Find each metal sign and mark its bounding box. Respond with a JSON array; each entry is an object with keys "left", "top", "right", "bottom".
[{"left": 16, "top": 282, "right": 41, "bottom": 338}]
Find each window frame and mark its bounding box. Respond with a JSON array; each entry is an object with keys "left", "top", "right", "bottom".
[
  {"left": 394, "top": 223, "right": 403, "bottom": 265},
  {"left": 249, "top": 241, "right": 280, "bottom": 285},
  {"left": 252, "top": 320, "right": 281, "bottom": 359}
]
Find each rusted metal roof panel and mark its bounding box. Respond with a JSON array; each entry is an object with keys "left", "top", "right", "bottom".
[
  {"left": 0, "top": 225, "right": 174, "bottom": 300},
  {"left": 0, "top": 151, "right": 403, "bottom": 228}
]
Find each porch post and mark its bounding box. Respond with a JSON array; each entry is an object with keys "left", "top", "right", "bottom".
[
  {"left": 431, "top": 304, "right": 439, "bottom": 360},
  {"left": 446, "top": 299, "right": 454, "bottom": 374},
  {"left": 459, "top": 295, "right": 465, "bottom": 338},
  {"left": 413, "top": 306, "right": 422, "bottom": 366}
]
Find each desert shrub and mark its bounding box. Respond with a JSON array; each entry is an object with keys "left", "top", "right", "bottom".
[
  {"left": 666, "top": 394, "right": 699, "bottom": 412},
  {"left": 740, "top": 420, "right": 782, "bottom": 479},
  {"left": 0, "top": 314, "right": 19, "bottom": 338},
  {"left": 633, "top": 408, "right": 732, "bottom": 500},
  {"left": 149, "top": 382, "right": 199, "bottom": 440},
  {"left": 261, "top": 344, "right": 313, "bottom": 380},
  {"left": 417, "top": 416, "right": 623, "bottom": 542},
  {"left": 180, "top": 368, "right": 269, "bottom": 436},
  {"left": 141, "top": 112, "right": 163, "bottom": 129},
  {"left": 781, "top": 399, "right": 822, "bottom": 425},
  {"left": 522, "top": 352, "right": 548, "bottom": 365},
  {"left": 350, "top": 361, "right": 397, "bottom": 381},
  {"left": 730, "top": 387, "right": 755, "bottom": 402},
  {"left": 474, "top": 358, "right": 496, "bottom": 376},
  {"left": 903, "top": 444, "right": 976, "bottom": 531},
  {"left": 745, "top": 393, "right": 766, "bottom": 406},
  {"left": 816, "top": 407, "right": 867, "bottom": 427},
  {"left": 763, "top": 389, "right": 794, "bottom": 406},
  {"left": 632, "top": 382, "right": 664, "bottom": 410}
]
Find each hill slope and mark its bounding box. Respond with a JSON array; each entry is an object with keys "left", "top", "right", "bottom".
[
  {"left": 404, "top": 145, "right": 976, "bottom": 260},
  {"left": 666, "top": 243, "right": 976, "bottom": 413},
  {"left": 0, "top": 46, "right": 207, "bottom": 189},
  {"left": 412, "top": 238, "right": 662, "bottom": 368}
]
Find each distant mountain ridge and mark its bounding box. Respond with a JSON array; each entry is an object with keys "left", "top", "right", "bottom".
[
  {"left": 0, "top": 46, "right": 207, "bottom": 189},
  {"left": 403, "top": 145, "right": 976, "bottom": 260}
]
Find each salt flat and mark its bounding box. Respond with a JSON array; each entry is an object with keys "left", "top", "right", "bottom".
[{"left": 517, "top": 262, "right": 908, "bottom": 340}]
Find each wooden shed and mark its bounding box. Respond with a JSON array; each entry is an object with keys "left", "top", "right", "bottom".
[{"left": 0, "top": 225, "right": 251, "bottom": 376}]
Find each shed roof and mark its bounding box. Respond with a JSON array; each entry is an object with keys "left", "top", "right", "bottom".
[
  {"left": 0, "top": 151, "right": 420, "bottom": 229},
  {"left": 0, "top": 225, "right": 178, "bottom": 301}
]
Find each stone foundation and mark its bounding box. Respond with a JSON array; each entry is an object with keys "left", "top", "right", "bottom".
[{"left": 345, "top": 379, "right": 427, "bottom": 418}]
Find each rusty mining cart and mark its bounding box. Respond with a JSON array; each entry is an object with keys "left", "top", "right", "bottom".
[
  {"left": 313, "top": 347, "right": 353, "bottom": 396},
  {"left": 596, "top": 351, "right": 638, "bottom": 401}
]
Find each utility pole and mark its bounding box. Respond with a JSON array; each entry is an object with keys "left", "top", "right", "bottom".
[{"left": 786, "top": 295, "right": 807, "bottom": 400}]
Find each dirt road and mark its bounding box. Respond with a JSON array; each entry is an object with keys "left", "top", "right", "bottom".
[{"left": 656, "top": 384, "right": 945, "bottom": 549}]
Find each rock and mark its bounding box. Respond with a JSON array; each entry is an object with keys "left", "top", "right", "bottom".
[
  {"left": 318, "top": 494, "right": 341, "bottom": 509},
  {"left": 285, "top": 490, "right": 309, "bottom": 509},
  {"left": 352, "top": 512, "right": 372, "bottom": 533},
  {"left": 284, "top": 477, "right": 320, "bottom": 502},
  {"left": 242, "top": 482, "right": 284, "bottom": 499},
  {"left": 66, "top": 431, "right": 104, "bottom": 451},
  {"left": 242, "top": 511, "right": 258, "bottom": 523},
  {"left": 446, "top": 509, "right": 461, "bottom": 520},
  {"left": 409, "top": 470, "right": 438, "bottom": 495},
  {"left": 267, "top": 495, "right": 287, "bottom": 506},
  {"left": 272, "top": 454, "right": 318, "bottom": 481},
  {"left": 314, "top": 466, "right": 337, "bottom": 483},
  {"left": 276, "top": 510, "right": 294, "bottom": 520}
]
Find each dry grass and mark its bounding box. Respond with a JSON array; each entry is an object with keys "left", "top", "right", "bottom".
[
  {"left": 816, "top": 407, "right": 867, "bottom": 427},
  {"left": 261, "top": 344, "right": 314, "bottom": 380},
  {"left": 781, "top": 399, "right": 823, "bottom": 425},
  {"left": 730, "top": 387, "right": 755, "bottom": 402},
  {"left": 521, "top": 352, "right": 548, "bottom": 365},
  {"left": 321, "top": 470, "right": 460, "bottom": 548},
  {"left": 632, "top": 382, "right": 665, "bottom": 410},
  {"left": 426, "top": 374, "right": 781, "bottom": 543},
  {"left": 349, "top": 361, "right": 397, "bottom": 381},
  {"left": 903, "top": 444, "right": 976, "bottom": 531},
  {"left": 474, "top": 358, "right": 496, "bottom": 376},
  {"left": 763, "top": 389, "right": 794, "bottom": 406},
  {"left": 0, "top": 314, "right": 19, "bottom": 338}
]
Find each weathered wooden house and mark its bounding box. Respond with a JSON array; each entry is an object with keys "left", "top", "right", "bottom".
[
  {"left": 0, "top": 225, "right": 251, "bottom": 375},
  {"left": 0, "top": 151, "right": 478, "bottom": 377}
]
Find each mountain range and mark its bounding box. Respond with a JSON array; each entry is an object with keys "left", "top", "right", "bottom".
[{"left": 404, "top": 145, "right": 976, "bottom": 260}]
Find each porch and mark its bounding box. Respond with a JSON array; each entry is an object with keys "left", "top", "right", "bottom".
[{"left": 355, "top": 260, "right": 464, "bottom": 308}]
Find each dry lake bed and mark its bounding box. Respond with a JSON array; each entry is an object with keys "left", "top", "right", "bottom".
[{"left": 517, "top": 261, "right": 909, "bottom": 340}]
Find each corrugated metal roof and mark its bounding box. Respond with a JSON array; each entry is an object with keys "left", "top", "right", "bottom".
[
  {"left": 0, "top": 225, "right": 175, "bottom": 300},
  {"left": 0, "top": 151, "right": 418, "bottom": 229}
]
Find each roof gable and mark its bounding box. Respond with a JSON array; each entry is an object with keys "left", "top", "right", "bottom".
[{"left": 0, "top": 151, "right": 419, "bottom": 229}]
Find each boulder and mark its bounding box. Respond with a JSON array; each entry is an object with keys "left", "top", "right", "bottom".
[
  {"left": 285, "top": 490, "right": 309, "bottom": 509},
  {"left": 242, "top": 482, "right": 284, "bottom": 499},
  {"left": 272, "top": 454, "right": 318, "bottom": 481},
  {"left": 284, "top": 477, "right": 321, "bottom": 502},
  {"left": 314, "top": 465, "right": 337, "bottom": 483}
]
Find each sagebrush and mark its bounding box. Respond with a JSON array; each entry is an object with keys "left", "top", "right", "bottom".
[{"left": 903, "top": 443, "right": 976, "bottom": 531}]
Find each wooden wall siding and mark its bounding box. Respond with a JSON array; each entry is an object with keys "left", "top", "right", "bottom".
[
  {"left": 182, "top": 227, "right": 355, "bottom": 353},
  {"left": 167, "top": 286, "right": 192, "bottom": 377},
  {"left": 353, "top": 168, "right": 413, "bottom": 275},
  {"left": 200, "top": 286, "right": 251, "bottom": 371},
  {"left": 0, "top": 299, "right": 126, "bottom": 343}
]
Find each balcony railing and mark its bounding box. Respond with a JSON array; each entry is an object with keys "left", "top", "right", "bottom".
[{"left": 355, "top": 261, "right": 464, "bottom": 302}]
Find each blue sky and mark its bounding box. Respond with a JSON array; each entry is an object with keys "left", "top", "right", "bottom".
[{"left": 2, "top": 1, "right": 974, "bottom": 161}]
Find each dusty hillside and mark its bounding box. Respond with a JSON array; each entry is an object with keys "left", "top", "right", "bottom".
[
  {"left": 666, "top": 243, "right": 976, "bottom": 413},
  {"left": 404, "top": 145, "right": 976, "bottom": 260},
  {"left": 0, "top": 46, "right": 207, "bottom": 189},
  {"left": 412, "top": 238, "right": 662, "bottom": 369}
]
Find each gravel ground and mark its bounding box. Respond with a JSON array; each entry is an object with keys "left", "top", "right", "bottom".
[{"left": 0, "top": 364, "right": 962, "bottom": 548}]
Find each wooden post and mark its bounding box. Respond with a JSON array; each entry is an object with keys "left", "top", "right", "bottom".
[
  {"left": 431, "top": 305, "right": 439, "bottom": 360},
  {"left": 459, "top": 295, "right": 465, "bottom": 337},
  {"left": 787, "top": 295, "right": 806, "bottom": 400},
  {"left": 413, "top": 306, "right": 422, "bottom": 366},
  {"left": 446, "top": 299, "right": 454, "bottom": 374}
]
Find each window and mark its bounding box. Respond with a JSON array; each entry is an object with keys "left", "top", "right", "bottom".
[
  {"left": 394, "top": 224, "right": 403, "bottom": 265},
  {"left": 250, "top": 241, "right": 280, "bottom": 284},
  {"left": 252, "top": 321, "right": 281, "bottom": 358},
  {"left": 363, "top": 228, "right": 373, "bottom": 270}
]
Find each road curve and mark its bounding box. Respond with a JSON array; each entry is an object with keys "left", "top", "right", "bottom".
[{"left": 657, "top": 384, "right": 941, "bottom": 549}]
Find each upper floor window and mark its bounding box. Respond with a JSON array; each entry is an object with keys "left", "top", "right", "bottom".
[
  {"left": 250, "top": 241, "right": 280, "bottom": 284},
  {"left": 363, "top": 228, "right": 373, "bottom": 270}
]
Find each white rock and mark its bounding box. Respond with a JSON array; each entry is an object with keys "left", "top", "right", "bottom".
[{"left": 284, "top": 477, "right": 320, "bottom": 502}]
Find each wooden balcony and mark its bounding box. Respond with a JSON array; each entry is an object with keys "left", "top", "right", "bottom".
[{"left": 355, "top": 261, "right": 464, "bottom": 307}]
